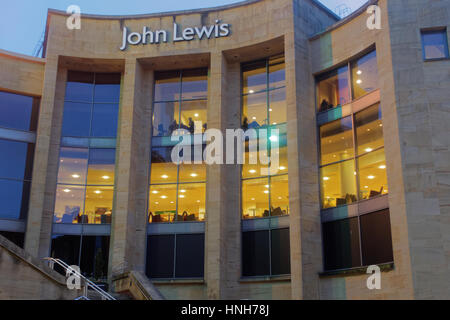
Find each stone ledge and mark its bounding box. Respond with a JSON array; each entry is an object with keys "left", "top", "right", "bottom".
[
  {"left": 239, "top": 275, "right": 291, "bottom": 283},
  {"left": 152, "top": 278, "right": 205, "bottom": 285},
  {"left": 319, "top": 262, "right": 394, "bottom": 278}
]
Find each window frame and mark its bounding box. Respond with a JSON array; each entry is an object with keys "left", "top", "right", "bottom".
[{"left": 421, "top": 28, "right": 450, "bottom": 61}]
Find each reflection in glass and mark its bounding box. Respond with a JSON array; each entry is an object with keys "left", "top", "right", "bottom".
[
  {"left": 91, "top": 103, "right": 119, "bottom": 137},
  {"left": 54, "top": 184, "right": 85, "bottom": 223},
  {"left": 85, "top": 186, "right": 114, "bottom": 224},
  {"left": 152, "top": 101, "right": 180, "bottom": 136},
  {"left": 351, "top": 50, "right": 378, "bottom": 99},
  {"left": 355, "top": 104, "right": 383, "bottom": 155},
  {"left": 57, "top": 147, "right": 88, "bottom": 185},
  {"left": 0, "top": 91, "right": 37, "bottom": 131},
  {"left": 154, "top": 71, "right": 181, "bottom": 102},
  {"left": 270, "top": 175, "right": 289, "bottom": 216},
  {"left": 0, "top": 139, "right": 34, "bottom": 180},
  {"left": 148, "top": 184, "right": 177, "bottom": 223},
  {"left": 421, "top": 29, "right": 449, "bottom": 60},
  {"left": 65, "top": 71, "right": 94, "bottom": 102},
  {"left": 269, "top": 56, "right": 285, "bottom": 89},
  {"left": 61, "top": 102, "right": 91, "bottom": 137},
  {"left": 181, "top": 69, "right": 208, "bottom": 100},
  {"left": 0, "top": 180, "right": 30, "bottom": 220},
  {"left": 320, "top": 116, "right": 354, "bottom": 165},
  {"left": 242, "top": 60, "right": 266, "bottom": 94},
  {"left": 242, "top": 91, "right": 267, "bottom": 129},
  {"left": 86, "top": 148, "right": 115, "bottom": 185},
  {"left": 317, "top": 65, "right": 350, "bottom": 112},
  {"left": 180, "top": 100, "right": 207, "bottom": 133},
  {"left": 94, "top": 73, "right": 121, "bottom": 103},
  {"left": 176, "top": 183, "right": 206, "bottom": 221},
  {"left": 358, "top": 148, "right": 387, "bottom": 200},
  {"left": 242, "top": 178, "right": 270, "bottom": 219},
  {"left": 268, "top": 87, "right": 286, "bottom": 125},
  {"left": 321, "top": 160, "right": 357, "bottom": 208}
]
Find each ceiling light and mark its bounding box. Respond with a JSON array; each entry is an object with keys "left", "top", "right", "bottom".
[
  {"left": 323, "top": 177, "right": 330, "bottom": 181},
  {"left": 180, "top": 189, "right": 186, "bottom": 193},
  {"left": 152, "top": 190, "right": 159, "bottom": 194},
  {"left": 356, "top": 79, "right": 362, "bottom": 84},
  {"left": 249, "top": 89, "right": 255, "bottom": 94},
  {"left": 179, "top": 195, "right": 185, "bottom": 198},
  {"left": 196, "top": 200, "right": 200, "bottom": 203},
  {"left": 269, "top": 135, "right": 278, "bottom": 142},
  {"left": 264, "top": 190, "right": 269, "bottom": 194},
  {"left": 265, "top": 185, "right": 269, "bottom": 188},
  {"left": 94, "top": 190, "right": 102, "bottom": 194},
  {"left": 252, "top": 116, "right": 256, "bottom": 120},
  {"left": 190, "top": 173, "right": 198, "bottom": 177},
  {"left": 155, "top": 202, "right": 159, "bottom": 204},
  {"left": 161, "top": 174, "right": 169, "bottom": 179},
  {"left": 71, "top": 174, "right": 80, "bottom": 179},
  {"left": 367, "top": 175, "right": 375, "bottom": 180},
  {"left": 279, "top": 166, "right": 286, "bottom": 170},
  {"left": 364, "top": 186, "right": 368, "bottom": 189},
  {"left": 251, "top": 198, "right": 255, "bottom": 201},
  {"left": 365, "top": 148, "right": 373, "bottom": 153},
  {"left": 357, "top": 70, "right": 362, "bottom": 75},
  {"left": 249, "top": 169, "right": 256, "bottom": 174},
  {"left": 102, "top": 175, "right": 110, "bottom": 180},
  {"left": 194, "top": 113, "right": 199, "bottom": 117},
  {"left": 378, "top": 165, "right": 386, "bottom": 169},
  {"left": 160, "top": 195, "right": 167, "bottom": 199},
  {"left": 269, "top": 108, "right": 273, "bottom": 112},
  {"left": 170, "top": 201, "right": 174, "bottom": 204},
  {"left": 278, "top": 196, "right": 282, "bottom": 200},
  {"left": 63, "top": 189, "right": 71, "bottom": 193}
]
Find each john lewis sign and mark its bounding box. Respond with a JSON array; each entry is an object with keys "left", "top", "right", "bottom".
[{"left": 120, "top": 21, "right": 231, "bottom": 50}]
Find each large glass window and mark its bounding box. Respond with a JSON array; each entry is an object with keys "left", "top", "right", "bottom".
[
  {"left": 0, "top": 139, "right": 34, "bottom": 220},
  {"left": 146, "top": 233, "right": 204, "bottom": 279},
  {"left": 421, "top": 29, "right": 449, "bottom": 60},
  {"left": 0, "top": 91, "right": 39, "bottom": 131},
  {"left": 319, "top": 104, "right": 387, "bottom": 208},
  {"left": 316, "top": 50, "right": 378, "bottom": 111},
  {"left": 54, "top": 147, "right": 115, "bottom": 224},
  {"left": 153, "top": 69, "right": 207, "bottom": 137},
  {"left": 242, "top": 228, "right": 290, "bottom": 277},
  {"left": 241, "top": 55, "right": 289, "bottom": 219},
  {"left": 62, "top": 72, "right": 120, "bottom": 138},
  {"left": 322, "top": 209, "right": 393, "bottom": 271}
]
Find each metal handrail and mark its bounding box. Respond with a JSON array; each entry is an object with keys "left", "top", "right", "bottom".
[{"left": 44, "top": 257, "right": 116, "bottom": 300}]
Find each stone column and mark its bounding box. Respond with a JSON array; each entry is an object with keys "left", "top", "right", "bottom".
[
  {"left": 25, "top": 55, "right": 66, "bottom": 258},
  {"left": 108, "top": 58, "right": 153, "bottom": 278}
]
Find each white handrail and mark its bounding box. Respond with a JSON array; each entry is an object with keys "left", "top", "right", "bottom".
[{"left": 44, "top": 257, "right": 116, "bottom": 300}]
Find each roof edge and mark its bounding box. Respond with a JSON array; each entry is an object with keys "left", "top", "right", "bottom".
[{"left": 0, "top": 48, "right": 46, "bottom": 64}]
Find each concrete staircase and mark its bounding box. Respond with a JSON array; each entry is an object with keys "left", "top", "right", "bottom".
[
  {"left": 0, "top": 234, "right": 84, "bottom": 300},
  {"left": 112, "top": 270, "right": 165, "bottom": 300}
]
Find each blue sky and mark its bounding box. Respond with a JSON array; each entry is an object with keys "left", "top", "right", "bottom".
[{"left": 0, "top": 0, "right": 367, "bottom": 56}]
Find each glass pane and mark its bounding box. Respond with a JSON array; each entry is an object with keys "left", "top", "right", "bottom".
[
  {"left": 242, "top": 230, "right": 270, "bottom": 276},
  {"left": 175, "top": 234, "right": 205, "bottom": 278},
  {"left": 178, "top": 159, "right": 206, "bottom": 183},
  {"left": 181, "top": 69, "right": 208, "bottom": 100},
  {"left": 0, "top": 179, "right": 30, "bottom": 220},
  {"left": 57, "top": 147, "right": 88, "bottom": 185},
  {"left": 146, "top": 235, "right": 175, "bottom": 278},
  {"left": 271, "top": 228, "right": 290, "bottom": 275},
  {"left": 321, "top": 160, "right": 357, "bottom": 209},
  {"left": 270, "top": 174, "right": 289, "bottom": 216},
  {"left": 152, "top": 101, "right": 180, "bottom": 137},
  {"left": 179, "top": 100, "right": 207, "bottom": 133},
  {"left": 0, "top": 91, "right": 35, "bottom": 131},
  {"left": 51, "top": 235, "right": 81, "bottom": 268},
  {"left": 65, "top": 71, "right": 94, "bottom": 102},
  {"left": 317, "top": 65, "right": 350, "bottom": 112},
  {"left": 360, "top": 209, "right": 393, "bottom": 266},
  {"left": 268, "top": 87, "right": 286, "bottom": 125},
  {"left": 242, "top": 177, "right": 269, "bottom": 219},
  {"left": 154, "top": 71, "right": 181, "bottom": 102},
  {"left": 61, "top": 102, "right": 91, "bottom": 137},
  {"left": 94, "top": 73, "right": 121, "bottom": 103},
  {"left": 242, "top": 139, "right": 269, "bottom": 179},
  {"left": 269, "top": 142, "right": 288, "bottom": 176},
  {"left": 84, "top": 186, "right": 114, "bottom": 224},
  {"left": 422, "top": 30, "right": 449, "bottom": 60},
  {"left": 355, "top": 104, "right": 383, "bottom": 155},
  {"left": 0, "top": 139, "right": 33, "bottom": 180},
  {"left": 176, "top": 183, "right": 206, "bottom": 222},
  {"left": 91, "top": 103, "right": 119, "bottom": 137},
  {"left": 53, "top": 184, "right": 85, "bottom": 224},
  {"left": 0, "top": 231, "right": 24, "bottom": 248},
  {"left": 242, "top": 60, "right": 266, "bottom": 94},
  {"left": 351, "top": 50, "right": 378, "bottom": 99},
  {"left": 150, "top": 147, "right": 177, "bottom": 184},
  {"left": 148, "top": 184, "right": 177, "bottom": 223},
  {"left": 358, "top": 148, "right": 388, "bottom": 200},
  {"left": 320, "top": 116, "right": 354, "bottom": 165},
  {"left": 80, "top": 236, "right": 110, "bottom": 279},
  {"left": 322, "top": 217, "right": 361, "bottom": 270},
  {"left": 269, "top": 57, "right": 285, "bottom": 89},
  {"left": 86, "top": 149, "right": 115, "bottom": 185},
  {"left": 242, "top": 91, "right": 267, "bottom": 129}
]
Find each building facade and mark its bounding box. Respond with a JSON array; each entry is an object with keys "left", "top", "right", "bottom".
[{"left": 0, "top": 0, "right": 449, "bottom": 299}]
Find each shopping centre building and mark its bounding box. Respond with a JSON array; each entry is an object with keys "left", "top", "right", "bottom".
[{"left": 0, "top": 0, "right": 449, "bottom": 299}]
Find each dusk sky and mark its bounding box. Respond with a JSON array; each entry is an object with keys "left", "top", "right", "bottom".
[{"left": 0, "top": 0, "right": 368, "bottom": 56}]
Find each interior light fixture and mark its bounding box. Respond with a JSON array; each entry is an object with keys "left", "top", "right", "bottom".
[
  {"left": 71, "top": 174, "right": 80, "bottom": 179},
  {"left": 161, "top": 174, "right": 169, "bottom": 179},
  {"left": 63, "top": 189, "right": 71, "bottom": 193},
  {"left": 367, "top": 175, "right": 375, "bottom": 180}
]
